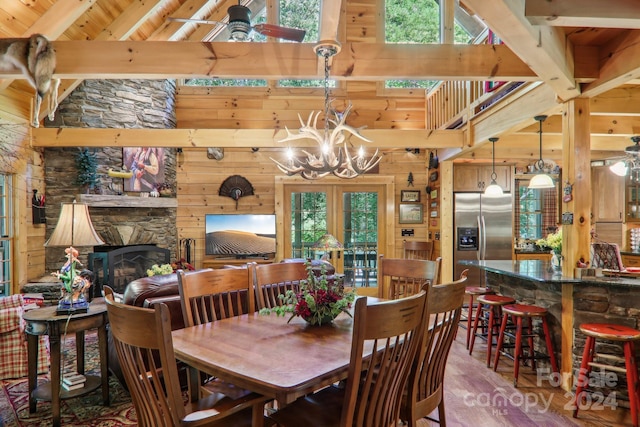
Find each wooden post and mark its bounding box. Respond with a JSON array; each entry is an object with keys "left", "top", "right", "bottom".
[{"left": 560, "top": 98, "right": 591, "bottom": 390}]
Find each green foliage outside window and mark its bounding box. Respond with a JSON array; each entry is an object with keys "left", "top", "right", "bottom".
[{"left": 385, "top": 0, "right": 473, "bottom": 89}]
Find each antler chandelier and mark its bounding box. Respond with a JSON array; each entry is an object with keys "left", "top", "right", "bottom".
[{"left": 271, "top": 43, "right": 381, "bottom": 179}]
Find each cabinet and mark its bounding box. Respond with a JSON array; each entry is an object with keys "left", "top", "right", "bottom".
[
  {"left": 514, "top": 252, "right": 551, "bottom": 261},
  {"left": 621, "top": 253, "right": 640, "bottom": 268},
  {"left": 454, "top": 165, "right": 511, "bottom": 192},
  {"left": 626, "top": 179, "right": 640, "bottom": 222},
  {"left": 591, "top": 166, "right": 624, "bottom": 222},
  {"left": 202, "top": 258, "right": 274, "bottom": 269}
]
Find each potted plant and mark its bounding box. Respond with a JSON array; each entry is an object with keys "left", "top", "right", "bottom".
[
  {"left": 259, "top": 261, "right": 357, "bottom": 326},
  {"left": 75, "top": 148, "right": 99, "bottom": 193}
]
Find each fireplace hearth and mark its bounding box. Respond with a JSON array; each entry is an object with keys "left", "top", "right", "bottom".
[{"left": 89, "top": 244, "right": 170, "bottom": 295}]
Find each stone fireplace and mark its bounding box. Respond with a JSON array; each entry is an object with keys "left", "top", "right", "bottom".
[{"left": 43, "top": 78, "right": 178, "bottom": 284}]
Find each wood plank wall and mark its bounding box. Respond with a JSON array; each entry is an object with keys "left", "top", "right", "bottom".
[
  {"left": 174, "top": 0, "right": 433, "bottom": 266},
  {"left": 176, "top": 147, "right": 430, "bottom": 268}
]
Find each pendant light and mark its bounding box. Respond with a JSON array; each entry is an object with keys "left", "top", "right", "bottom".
[
  {"left": 484, "top": 137, "right": 504, "bottom": 197},
  {"left": 528, "top": 115, "right": 555, "bottom": 189}
]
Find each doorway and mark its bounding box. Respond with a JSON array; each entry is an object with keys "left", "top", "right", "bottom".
[{"left": 276, "top": 177, "right": 394, "bottom": 296}]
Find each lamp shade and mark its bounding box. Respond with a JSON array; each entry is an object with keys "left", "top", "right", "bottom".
[
  {"left": 311, "top": 233, "right": 344, "bottom": 251},
  {"left": 528, "top": 173, "right": 555, "bottom": 189},
  {"left": 45, "top": 202, "right": 105, "bottom": 247},
  {"left": 609, "top": 161, "right": 628, "bottom": 176},
  {"left": 484, "top": 181, "right": 504, "bottom": 197}
]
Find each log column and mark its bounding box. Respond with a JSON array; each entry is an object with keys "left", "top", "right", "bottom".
[{"left": 560, "top": 97, "right": 591, "bottom": 390}]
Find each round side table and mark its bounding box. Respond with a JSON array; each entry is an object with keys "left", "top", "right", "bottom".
[{"left": 23, "top": 302, "right": 109, "bottom": 427}]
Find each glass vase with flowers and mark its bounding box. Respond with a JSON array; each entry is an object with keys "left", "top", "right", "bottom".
[
  {"left": 259, "top": 261, "right": 357, "bottom": 326},
  {"left": 536, "top": 228, "right": 563, "bottom": 271}
]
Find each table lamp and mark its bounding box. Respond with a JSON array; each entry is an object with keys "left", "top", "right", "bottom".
[
  {"left": 45, "top": 201, "right": 104, "bottom": 315},
  {"left": 311, "top": 233, "right": 344, "bottom": 261}
]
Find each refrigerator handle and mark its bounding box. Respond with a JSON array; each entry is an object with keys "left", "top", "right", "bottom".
[
  {"left": 476, "top": 215, "right": 483, "bottom": 260},
  {"left": 481, "top": 215, "right": 487, "bottom": 260}
]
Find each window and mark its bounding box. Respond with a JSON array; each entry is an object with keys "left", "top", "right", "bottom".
[
  {"left": 515, "top": 179, "right": 558, "bottom": 242},
  {"left": 0, "top": 175, "right": 12, "bottom": 296},
  {"left": 384, "top": 0, "right": 482, "bottom": 89}
]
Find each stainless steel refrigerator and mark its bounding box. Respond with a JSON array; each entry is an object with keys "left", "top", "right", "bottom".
[{"left": 454, "top": 193, "right": 513, "bottom": 286}]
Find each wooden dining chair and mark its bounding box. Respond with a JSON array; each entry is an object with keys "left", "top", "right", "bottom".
[
  {"left": 177, "top": 267, "right": 271, "bottom": 419},
  {"left": 378, "top": 255, "right": 441, "bottom": 300},
  {"left": 268, "top": 290, "right": 429, "bottom": 427},
  {"left": 103, "top": 286, "right": 270, "bottom": 427},
  {"left": 403, "top": 240, "right": 434, "bottom": 261},
  {"left": 401, "top": 269, "right": 468, "bottom": 427},
  {"left": 251, "top": 261, "right": 308, "bottom": 310}
]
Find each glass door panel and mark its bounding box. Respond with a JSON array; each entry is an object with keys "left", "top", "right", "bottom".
[
  {"left": 341, "top": 191, "right": 379, "bottom": 288},
  {"left": 283, "top": 183, "right": 384, "bottom": 294}
]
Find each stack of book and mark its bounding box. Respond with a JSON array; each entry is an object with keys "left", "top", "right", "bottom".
[{"left": 62, "top": 373, "right": 86, "bottom": 391}]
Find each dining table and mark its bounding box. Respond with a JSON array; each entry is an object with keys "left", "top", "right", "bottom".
[{"left": 171, "top": 298, "right": 378, "bottom": 408}]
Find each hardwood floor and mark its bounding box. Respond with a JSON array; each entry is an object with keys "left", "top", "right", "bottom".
[{"left": 415, "top": 325, "right": 634, "bottom": 426}]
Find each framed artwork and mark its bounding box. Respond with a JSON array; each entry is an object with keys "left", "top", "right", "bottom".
[
  {"left": 122, "top": 147, "right": 166, "bottom": 192},
  {"left": 430, "top": 189, "right": 438, "bottom": 199},
  {"left": 401, "top": 190, "right": 420, "bottom": 202},
  {"left": 399, "top": 203, "right": 423, "bottom": 224}
]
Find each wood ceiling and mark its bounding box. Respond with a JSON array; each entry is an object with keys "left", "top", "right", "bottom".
[{"left": 1, "top": 0, "right": 640, "bottom": 163}]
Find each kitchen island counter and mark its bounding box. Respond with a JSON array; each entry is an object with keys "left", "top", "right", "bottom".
[
  {"left": 459, "top": 260, "right": 640, "bottom": 393},
  {"left": 460, "top": 259, "right": 640, "bottom": 287}
]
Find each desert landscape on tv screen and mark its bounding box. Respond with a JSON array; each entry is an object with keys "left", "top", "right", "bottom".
[{"left": 205, "top": 215, "right": 276, "bottom": 256}]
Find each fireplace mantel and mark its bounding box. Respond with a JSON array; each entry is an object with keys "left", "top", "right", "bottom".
[{"left": 77, "top": 194, "right": 177, "bottom": 208}]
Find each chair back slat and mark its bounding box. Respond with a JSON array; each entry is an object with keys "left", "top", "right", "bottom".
[
  {"left": 104, "top": 286, "right": 185, "bottom": 427},
  {"left": 342, "top": 291, "right": 429, "bottom": 427},
  {"left": 378, "top": 256, "right": 441, "bottom": 299},
  {"left": 403, "top": 240, "right": 434, "bottom": 260},
  {"left": 177, "top": 268, "right": 254, "bottom": 328},
  {"left": 402, "top": 269, "right": 468, "bottom": 425},
  {"left": 251, "top": 262, "right": 307, "bottom": 310}
]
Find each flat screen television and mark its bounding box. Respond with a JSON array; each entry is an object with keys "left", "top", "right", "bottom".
[{"left": 205, "top": 214, "right": 276, "bottom": 258}]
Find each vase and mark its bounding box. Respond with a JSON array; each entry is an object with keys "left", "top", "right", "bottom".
[
  {"left": 551, "top": 251, "right": 562, "bottom": 272},
  {"left": 302, "top": 313, "right": 337, "bottom": 326}
]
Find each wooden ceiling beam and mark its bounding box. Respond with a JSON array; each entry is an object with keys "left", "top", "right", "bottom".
[
  {"left": 525, "top": 0, "right": 640, "bottom": 29},
  {"left": 0, "top": 41, "right": 539, "bottom": 81},
  {"left": 463, "top": 0, "right": 581, "bottom": 102},
  {"left": 581, "top": 30, "right": 640, "bottom": 97},
  {"left": 30, "top": 127, "right": 464, "bottom": 149},
  {"left": 590, "top": 86, "right": 640, "bottom": 115}
]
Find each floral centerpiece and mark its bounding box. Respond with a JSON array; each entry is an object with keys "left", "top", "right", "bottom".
[
  {"left": 536, "top": 228, "right": 563, "bottom": 270},
  {"left": 259, "top": 261, "right": 357, "bottom": 326}
]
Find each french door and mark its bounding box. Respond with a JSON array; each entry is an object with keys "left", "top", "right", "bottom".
[{"left": 277, "top": 178, "right": 393, "bottom": 296}]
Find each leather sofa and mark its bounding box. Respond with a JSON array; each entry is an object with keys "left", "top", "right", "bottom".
[{"left": 108, "top": 258, "right": 335, "bottom": 387}]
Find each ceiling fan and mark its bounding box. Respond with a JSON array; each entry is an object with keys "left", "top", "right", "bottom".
[
  {"left": 168, "top": 2, "right": 306, "bottom": 42},
  {"left": 608, "top": 136, "right": 640, "bottom": 178}
]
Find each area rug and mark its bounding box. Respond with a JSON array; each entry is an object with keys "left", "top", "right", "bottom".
[{"left": 0, "top": 331, "right": 137, "bottom": 426}]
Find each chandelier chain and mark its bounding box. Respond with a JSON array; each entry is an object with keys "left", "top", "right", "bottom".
[{"left": 323, "top": 53, "right": 330, "bottom": 133}]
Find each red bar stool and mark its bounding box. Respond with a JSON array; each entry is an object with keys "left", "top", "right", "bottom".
[
  {"left": 468, "top": 294, "right": 515, "bottom": 367},
  {"left": 493, "top": 303, "right": 559, "bottom": 387},
  {"left": 463, "top": 286, "right": 495, "bottom": 349},
  {"left": 572, "top": 323, "right": 640, "bottom": 427}
]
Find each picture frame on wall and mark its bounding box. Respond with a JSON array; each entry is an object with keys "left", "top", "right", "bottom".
[
  {"left": 122, "top": 147, "right": 166, "bottom": 192},
  {"left": 401, "top": 190, "right": 420, "bottom": 202},
  {"left": 399, "top": 203, "right": 423, "bottom": 224}
]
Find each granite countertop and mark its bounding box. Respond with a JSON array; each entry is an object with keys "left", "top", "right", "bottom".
[{"left": 459, "top": 260, "right": 640, "bottom": 287}]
